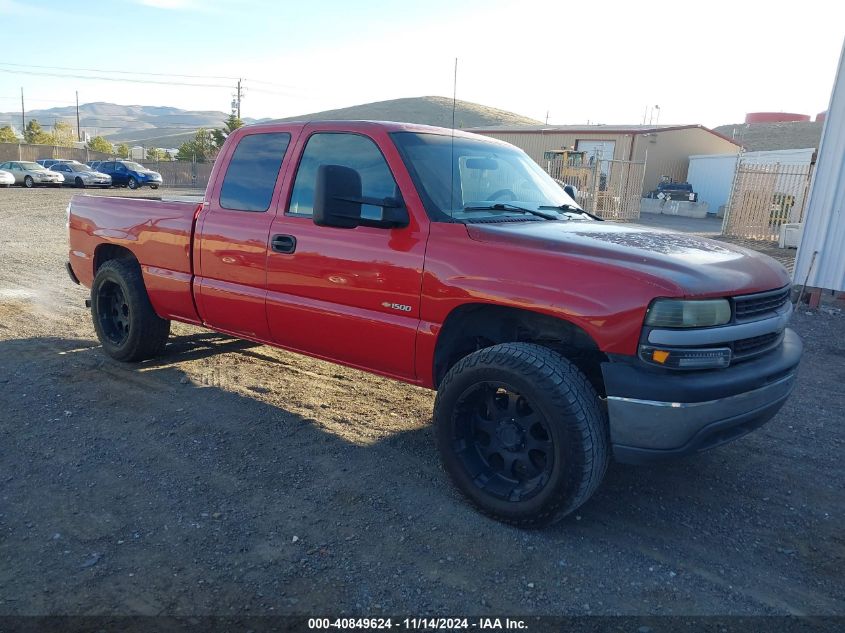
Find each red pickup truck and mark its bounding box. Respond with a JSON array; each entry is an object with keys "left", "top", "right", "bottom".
[{"left": 67, "top": 121, "right": 802, "bottom": 527}]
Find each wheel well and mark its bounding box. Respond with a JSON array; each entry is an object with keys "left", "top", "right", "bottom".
[
  {"left": 433, "top": 304, "right": 607, "bottom": 395},
  {"left": 93, "top": 244, "right": 138, "bottom": 274}
]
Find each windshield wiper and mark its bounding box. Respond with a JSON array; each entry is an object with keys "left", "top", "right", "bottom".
[
  {"left": 539, "top": 204, "right": 603, "bottom": 221},
  {"left": 463, "top": 203, "right": 560, "bottom": 221}
]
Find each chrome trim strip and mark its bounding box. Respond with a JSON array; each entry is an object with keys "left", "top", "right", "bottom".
[
  {"left": 648, "top": 301, "right": 792, "bottom": 346},
  {"left": 606, "top": 373, "right": 795, "bottom": 408}
]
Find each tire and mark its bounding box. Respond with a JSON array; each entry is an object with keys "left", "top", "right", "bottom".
[
  {"left": 24, "top": 176, "right": 34, "bottom": 188},
  {"left": 150, "top": 185, "right": 159, "bottom": 190},
  {"left": 434, "top": 343, "right": 608, "bottom": 528},
  {"left": 90, "top": 259, "right": 170, "bottom": 362},
  {"left": 75, "top": 177, "right": 85, "bottom": 188},
  {"left": 127, "top": 176, "right": 138, "bottom": 190}
]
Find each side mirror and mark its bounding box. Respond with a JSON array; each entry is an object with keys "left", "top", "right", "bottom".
[
  {"left": 563, "top": 184, "right": 578, "bottom": 200},
  {"left": 314, "top": 164, "right": 364, "bottom": 228},
  {"left": 313, "top": 164, "right": 409, "bottom": 229}
]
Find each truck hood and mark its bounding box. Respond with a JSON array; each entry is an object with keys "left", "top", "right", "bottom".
[{"left": 465, "top": 220, "right": 791, "bottom": 297}]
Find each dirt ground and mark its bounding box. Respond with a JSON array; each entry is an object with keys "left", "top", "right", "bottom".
[{"left": 0, "top": 187, "right": 843, "bottom": 617}]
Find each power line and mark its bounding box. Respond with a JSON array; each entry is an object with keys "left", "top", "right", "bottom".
[
  {"left": 0, "top": 62, "right": 241, "bottom": 81},
  {"left": 0, "top": 67, "right": 232, "bottom": 89},
  {"left": 0, "top": 62, "right": 298, "bottom": 92}
]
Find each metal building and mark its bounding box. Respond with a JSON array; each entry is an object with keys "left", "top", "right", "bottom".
[
  {"left": 794, "top": 39, "right": 845, "bottom": 294},
  {"left": 468, "top": 124, "right": 742, "bottom": 194}
]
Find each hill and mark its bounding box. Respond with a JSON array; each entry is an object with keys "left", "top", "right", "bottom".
[
  {"left": 0, "top": 97, "right": 539, "bottom": 149},
  {"left": 714, "top": 121, "right": 823, "bottom": 151},
  {"left": 0, "top": 102, "right": 252, "bottom": 148},
  {"left": 273, "top": 96, "right": 541, "bottom": 128}
]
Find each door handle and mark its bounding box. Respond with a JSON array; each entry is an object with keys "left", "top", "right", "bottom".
[{"left": 271, "top": 234, "right": 297, "bottom": 254}]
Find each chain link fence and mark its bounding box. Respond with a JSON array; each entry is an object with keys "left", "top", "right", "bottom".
[
  {"left": 544, "top": 157, "right": 646, "bottom": 220},
  {"left": 722, "top": 161, "right": 813, "bottom": 241}
]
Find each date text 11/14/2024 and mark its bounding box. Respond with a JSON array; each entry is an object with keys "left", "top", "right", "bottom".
[{"left": 307, "top": 617, "right": 528, "bottom": 630}]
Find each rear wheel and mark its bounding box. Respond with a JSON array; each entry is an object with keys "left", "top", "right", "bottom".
[
  {"left": 434, "top": 343, "right": 608, "bottom": 527},
  {"left": 127, "top": 176, "right": 138, "bottom": 190},
  {"left": 90, "top": 259, "right": 170, "bottom": 362},
  {"left": 75, "top": 177, "right": 85, "bottom": 188},
  {"left": 24, "top": 176, "right": 34, "bottom": 188}
]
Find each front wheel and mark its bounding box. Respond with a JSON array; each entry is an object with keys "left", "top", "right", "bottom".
[
  {"left": 434, "top": 343, "right": 608, "bottom": 528},
  {"left": 127, "top": 176, "right": 138, "bottom": 190},
  {"left": 75, "top": 177, "right": 85, "bottom": 188},
  {"left": 24, "top": 176, "right": 34, "bottom": 188},
  {"left": 150, "top": 185, "right": 159, "bottom": 190},
  {"left": 90, "top": 259, "right": 170, "bottom": 362}
]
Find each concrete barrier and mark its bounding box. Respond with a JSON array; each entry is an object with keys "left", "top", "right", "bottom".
[{"left": 640, "top": 198, "right": 710, "bottom": 218}]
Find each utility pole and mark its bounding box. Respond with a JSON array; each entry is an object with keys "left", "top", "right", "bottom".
[
  {"left": 76, "top": 91, "right": 81, "bottom": 142},
  {"left": 545, "top": 110, "right": 549, "bottom": 125},
  {"left": 20, "top": 87, "right": 25, "bottom": 136},
  {"left": 236, "top": 79, "right": 242, "bottom": 119}
]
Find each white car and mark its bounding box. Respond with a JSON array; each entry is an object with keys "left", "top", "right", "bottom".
[
  {"left": 0, "top": 169, "right": 14, "bottom": 187},
  {"left": 50, "top": 161, "right": 112, "bottom": 188},
  {"left": 0, "top": 161, "right": 64, "bottom": 187}
]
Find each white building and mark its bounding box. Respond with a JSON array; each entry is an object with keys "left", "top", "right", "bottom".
[{"left": 687, "top": 148, "right": 816, "bottom": 215}]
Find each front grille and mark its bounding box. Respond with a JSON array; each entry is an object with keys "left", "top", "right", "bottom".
[
  {"left": 733, "top": 331, "right": 782, "bottom": 359},
  {"left": 734, "top": 287, "right": 790, "bottom": 320}
]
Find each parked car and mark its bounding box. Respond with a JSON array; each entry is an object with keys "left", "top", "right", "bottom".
[
  {"left": 87, "top": 160, "right": 104, "bottom": 170},
  {"left": 97, "top": 160, "right": 162, "bottom": 189},
  {"left": 67, "top": 121, "right": 802, "bottom": 527},
  {"left": 0, "top": 168, "right": 14, "bottom": 187},
  {"left": 0, "top": 160, "right": 64, "bottom": 187},
  {"left": 646, "top": 180, "right": 699, "bottom": 202},
  {"left": 35, "top": 158, "right": 73, "bottom": 169},
  {"left": 50, "top": 161, "right": 112, "bottom": 188}
]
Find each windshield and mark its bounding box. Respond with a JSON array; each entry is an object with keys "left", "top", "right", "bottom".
[
  {"left": 20, "top": 162, "right": 44, "bottom": 170},
  {"left": 72, "top": 163, "right": 93, "bottom": 172},
  {"left": 121, "top": 162, "right": 145, "bottom": 171},
  {"left": 391, "top": 132, "right": 579, "bottom": 221}
]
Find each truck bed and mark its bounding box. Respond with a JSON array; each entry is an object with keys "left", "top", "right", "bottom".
[{"left": 68, "top": 194, "right": 202, "bottom": 323}]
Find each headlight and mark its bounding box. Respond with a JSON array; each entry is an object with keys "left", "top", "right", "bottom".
[{"left": 645, "top": 299, "right": 731, "bottom": 328}]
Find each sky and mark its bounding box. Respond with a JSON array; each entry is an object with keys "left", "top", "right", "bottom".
[{"left": 0, "top": 0, "right": 843, "bottom": 129}]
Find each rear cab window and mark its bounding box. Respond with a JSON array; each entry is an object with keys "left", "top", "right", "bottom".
[{"left": 219, "top": 132, "right": 291, "bottom": 212}]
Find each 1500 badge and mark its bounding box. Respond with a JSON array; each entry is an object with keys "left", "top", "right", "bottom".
[{"left": 382, "top": 302, "right": 412, "bottom": 312}]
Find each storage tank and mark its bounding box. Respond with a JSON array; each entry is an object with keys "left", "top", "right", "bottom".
[{"left": 745, "top": 112, "right": 811, "bottom": 124}]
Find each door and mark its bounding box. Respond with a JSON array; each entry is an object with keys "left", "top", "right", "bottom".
[
  {"left": 265, "top": 128, "right": 428, "bottom": 380},
  {"left": 113, "top": 163, "right": 128, "bottom": 185},
  {"left": 195, "top": 130, "right": 294, "bottom": 339}
]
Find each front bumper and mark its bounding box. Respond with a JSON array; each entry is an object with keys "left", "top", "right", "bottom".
[{"left": 603, "top": 328, "right": 802, "bottom": 463}]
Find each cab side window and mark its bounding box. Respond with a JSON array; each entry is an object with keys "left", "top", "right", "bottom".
[
  {"left": 288, "top": 133, "right": 398, "bottom": 220},
  {"left": 219, "top": 132, "right": 291, "bottom": 212}
]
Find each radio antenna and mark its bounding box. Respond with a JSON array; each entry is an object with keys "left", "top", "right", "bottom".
[{"left": 449, "top": 57, "right": 458, "bottom": 220}]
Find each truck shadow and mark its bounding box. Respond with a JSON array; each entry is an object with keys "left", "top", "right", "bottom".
[{"left": 0, "top": 334, "right": 825, "bottom": 614}]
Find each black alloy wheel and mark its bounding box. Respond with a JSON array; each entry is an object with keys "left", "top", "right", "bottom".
[{"left": 453, "top": 382, "right": 554, "bottom": 502}]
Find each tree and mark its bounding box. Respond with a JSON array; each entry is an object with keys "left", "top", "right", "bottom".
[
  {"left": 87, "top": 136, "right": 113, "bottom": 155},
  {"left": 116, "top": 143, "right": 130, "bottom": 159},
  {"left": 211, "top": 114, "right": 244, "bottom": 149},
  {"left": 50, "top": 121, "right": 76, "bottom": 147},
  {"left": 176, "top": 128, "right": 217, "bottom": 162},
  {"left": 145, "top": 146, "right": 165, "bottom": 161},
  {"left": 24, "top": 120, "right": 51, "bottom": 144},
  {"left": 0, "top": 126, "right": 18, "bottom": 143}
]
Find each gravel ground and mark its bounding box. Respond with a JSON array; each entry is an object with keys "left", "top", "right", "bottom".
[{"left": 0, "top": 187, "right": 843, "bottom": 616}]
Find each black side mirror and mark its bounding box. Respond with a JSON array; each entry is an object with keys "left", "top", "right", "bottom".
[
  {"left": 563, "top": 184, "right": 578, "bottom": 200},
  {"left": 314, "top": 164, "right": 362, "bottom": 228},
  {"left": 313, "top": 164, "right": 410, "bottom": 229}
]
